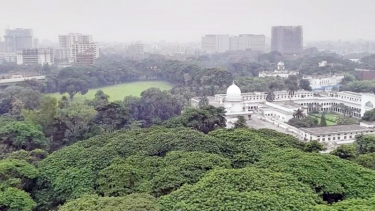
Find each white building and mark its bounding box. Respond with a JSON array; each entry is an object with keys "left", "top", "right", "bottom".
[
  {"left": 57, "top": 33, "right": 98, "bottom": 62},
  {"left": 201, "top": 34, "right": 230, "bottom": 53},
  {"left": 230, "top": 34, "right": 265, "bottom": 52},
  {"left": 16, "top": 48, "right": 54, "bottom": 65},
  {"left": 259, "top": 61, "right": 299, "bottom": 78},
  {"left": 303, "top": 74, "right": 344, "bottom": 91},
  {"left": 191, "top": 83, "right": 375, "bottom": 147}
]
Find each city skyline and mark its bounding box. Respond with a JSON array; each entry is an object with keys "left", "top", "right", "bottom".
[{"left": 1, "top": 0, "right": 375, "bottom": 43}]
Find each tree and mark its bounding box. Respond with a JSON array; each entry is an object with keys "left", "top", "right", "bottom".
[
  {"left": 177, "top": 105, "right": 226, "bottom": 134},
  {"left": 58, "top": 78, "right": 89, "bottom": 100},
  {"left": 22, "top": 96, "right": 57, "bottom": 136},
  {"left": 87, "top": 90, "right": 110, "bottom": 108},
  {"left": 55, "top": 103, "right": 97, "bottom": 144},
  {"left": 330, "top": 144, "right": 356, "bottom": 160},
  {"left": 299, "top": 79, "right": 312, "bottom": 91},
  {"left": 159, "top": 167, "right": 320, "bottom": 211},
  {"left": 336, "top": 116, "right": 357, "bottom": 125},
  {"left": 256, "top": 148, "right": 375, "bottom": 203},
  {"left": 286, "top": 75, "right": 299, "bottom": 99},
  {"left": 293, "top": 108, "right": 305, "bottom": 119},
  {"left": 355, "top": 153, "right": 375, "bottom": 170},
  {"left": 198, "top": 96, "right": 209, "bottom": 108},
  {"left": 266, "top": 91, "right": 275, "bottom": 102},
  {"left": 288, "top": 116, "right": 319, "bottom": 128},
  {"left": 234, "top": 116, "right": 248, "bottom": 128},
  {"left": 94, "top": 102, "right": 130, "bottom": 132},
  {"left": 320, "top": 113, "right": 328, "bottom": 127},
  {"left": 58, "top": 194, "right": 160, "bottom": 211},
  {"left": 355, "top": 134, "right": 375, "bottom": 154},
  {"left": 362, "top": 109, "right": 375, "bottom": 121},
  {"left": 304, "top": 140, "right": 326, "bottom": 152},
  {"left": 0, "top": 121, "right": 49, "bottom": 153},
  {"left": 0, "top": 188, "right": 36, "bottom": 211}
]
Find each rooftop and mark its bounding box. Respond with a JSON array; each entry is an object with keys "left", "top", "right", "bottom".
[
  {"left": 272, "top": 101, "right": 301, "bottom": 109},
  {"left": 300, "top": 125, "right": 372, "bottom": 135}
]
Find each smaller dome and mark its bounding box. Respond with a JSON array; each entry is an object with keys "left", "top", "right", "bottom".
[
  {"left": 278, "top": 61, "right": 284, "bottom": 66},
  {"left": 226, "top": 82, "right": 242, "bottom": 102}
]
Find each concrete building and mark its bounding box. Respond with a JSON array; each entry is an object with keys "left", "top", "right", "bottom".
[
  {"left": 201, "top": 34, "right": 230, "bottom": 53},
  {"left": 258, "top": 61, "right": 299, "bottom": 78},
  {"left": 192, "top": 83, "right": 375, "bottom": 148},
  {"left": 3, "top": 28, "right": 34, "bottom": 52},
  {"left": 0, "top": 53, "right": 17, "bottom": 63},
  {"left": 128, "top": 43, "right": 144, "bottom": 55},
  {"left": 230, "top": 34, "right": 265, "bottom": 52},
  {"left": 57, "top": 33, "right": 97, "bottom": 63},
  {"left": 75, "top": 49, "right": 95, "bottom": 66},
  {"left": 303, "top": 74, "right": 344, "bottom": 91},
  {"left": 271, "top": 26, "right": 303, "bottom": 55},
  {"left": 16, "top": 48, "right": 54, "bottom": 65}
]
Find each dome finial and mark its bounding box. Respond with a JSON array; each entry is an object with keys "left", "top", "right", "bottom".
[{"left": 232, "top": 80, "right": 235, "bottom": 85}]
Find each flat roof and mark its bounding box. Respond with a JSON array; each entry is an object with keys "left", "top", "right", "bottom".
[
  {"left": 300, "top": 125, "right": 372, "bottom": 135},
  {"left": 271, "top": 101, "right": 301, "bottom": 109}
]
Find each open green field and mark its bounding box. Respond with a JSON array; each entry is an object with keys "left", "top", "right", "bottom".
[
  {"left": 47, "top": 81, "right": 173, "bottom": 102},
  {"left": 309, "top": 113, "right": 340, "bottom": 126}
]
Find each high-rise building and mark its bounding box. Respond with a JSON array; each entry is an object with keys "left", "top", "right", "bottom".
[
  {"left": 57, "top": 33, "right": 96, "bottom": 61},
  {"left": 3, "top": 28, "right": 34, "bottom": 52},
  {"left": 201, "top": 34, "right": 230, "bottom": 53},
  {"left": 16, "top": 48, "right": 54, "bottom": 65},
  {"left": 230, "top": 34, "right": 265, "bottom": 52},
  {"left": 271, "top": 26, "right": 303, "bottom": 55}
]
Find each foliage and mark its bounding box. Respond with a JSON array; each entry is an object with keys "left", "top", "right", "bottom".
[
  {"left": 336, "top": 116, "right": 357, "bottom": 125},
  {"left": 165, "top": 105, "right": 226, "bottom": 134},
  {"left": 22, "top": 96, "right": 57, "bottom": 136},
  {"left": 55, "top": 103, "right": 97, "bottom": 145},
  {"left": 94, "top": 102, "right": 130, "bottom": 132},
  {"left": 288, "top": 116, "right": 319, "bottom": 128},
  {"left": 198, "top": 96, "right": 209, "bottom": 108},
  {"left": 59, "top": 194, "right": 160, "bottom": 211},
  {"left": 234, "top": 116, "right": 248, "bottom": 128},
  {"left": 59, "top": 78, "right": 89, "bottom": 100},
  {"left": 304, "top": 140, "right": 326, "bottom": 153},
  {"left": 0, "top": 121, "right": 48, "bottom": 153},
  {"left": 315, "top": 196, "right": 375, "bottom": 211},
  {"left": 330, "top": 144, "right": 356, "bottom": 160},
  {"left": 300, "top": 79, "right": 312, "bottom": 91},
  {"left": 0, "top": 188, "right": 36, "bottom": 211},
  {"left": 320, "top": 113, "right": 328, "bottom": 127},
  {"left": 362, "top": 109, "right": 375, "bottom": 121},
  {"left": 355, "top": 134, "right": 375, "bottom": 154},
  {"left": 0, "top": 158, "right": 39, "bottom": 190},
  {"left": 256, "top": 148, "right": 375, "bottom": 203},
  {"left": 159, "top": 167, "right": 320, "bottom": 211},
  {"left": 355, "top": 153, "right": 375, "bottom": 170}
]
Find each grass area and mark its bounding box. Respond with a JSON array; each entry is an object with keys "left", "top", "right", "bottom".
[
  {"left": 309, "top": 113, "right": 341, "bottom": 126},
  {"left": 47, "top": 81, "right": 173, "bottom": 102}
]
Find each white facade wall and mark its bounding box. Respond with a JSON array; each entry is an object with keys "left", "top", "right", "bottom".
[{"left": 71, "top": 42, "right": 99, "bottom": 60}]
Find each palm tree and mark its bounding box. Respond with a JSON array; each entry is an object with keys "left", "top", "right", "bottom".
[{"left": 293, "top": 108, "right": 305, "bottom": 119}]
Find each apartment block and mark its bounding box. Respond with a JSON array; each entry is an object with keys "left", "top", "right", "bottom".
[{"left": 271, "top": 26, "right": 303, "bottom": 55}]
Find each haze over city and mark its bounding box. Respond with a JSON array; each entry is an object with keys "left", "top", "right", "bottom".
[{"left": 1, "top": 0, "right": 375, "bottom": 42}]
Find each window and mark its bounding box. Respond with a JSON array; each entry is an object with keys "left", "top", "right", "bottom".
[{"left": 344, "top": 136, "right": 347, "bottom": 139}]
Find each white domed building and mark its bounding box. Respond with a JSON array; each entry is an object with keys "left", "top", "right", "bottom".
[{"left": 225, "top": 82, "right": 244, "bottom": 113}]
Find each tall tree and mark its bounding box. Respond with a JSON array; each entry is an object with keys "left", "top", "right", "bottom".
[
  {"left": 58, "top": 78, "right": 89, "bottom": 100},
  {"left": 320, "top": 113, "right": 328, "bottom": 127},
  {"left": 299, "top": 79, "right": 312, "bottom": 91}
]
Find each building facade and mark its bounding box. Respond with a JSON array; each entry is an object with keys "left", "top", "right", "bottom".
[
  {"left": 16, "top": 48, "right": 54, "bottom": 65},
  {"left": 230, "top": 34, "right": 265, "bottom": 52},
  {"left": 3, "top": 28, "right": 35, "bottom": 52},
  {"left": 303, "top": 74, "right": 344, "bottom": 91},
  {"left": 271, "top": 26, "right": 303, "bottom": 55},
  {"left": 258, "top": 61, "right": 299, "bottom": 78},
  {"left": 201, "top": 34, "right": 230, "bottom": 53},
  {"left": 58, "top": 33, "right": 98, "bottom": 64}
]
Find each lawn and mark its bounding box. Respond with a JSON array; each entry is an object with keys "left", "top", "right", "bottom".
[
  {"left": 47, "top": 81, "right": 174, "bottom": 102},
  {"left": 309, "top": 113, "right": 340, "bottom": 126}
]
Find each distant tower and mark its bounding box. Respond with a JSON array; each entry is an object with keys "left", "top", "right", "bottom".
[
  {"left": 271, "top": 26, "right": 303, "bottom": 55},
  {"left": 277, "top": 61, "right": 285, "bottom": 71}
]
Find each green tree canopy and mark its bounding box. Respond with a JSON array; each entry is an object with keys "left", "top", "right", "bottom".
[
  {"left": 159, "top": 167, "right": 320, "bottom": 211},
  {"left": 59, "top": 194, "right": 160, "bottom": 211}
]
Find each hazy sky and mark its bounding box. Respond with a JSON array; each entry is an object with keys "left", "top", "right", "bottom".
[{"left": 1, "top": 0, "right": 374, "bottom": 43}]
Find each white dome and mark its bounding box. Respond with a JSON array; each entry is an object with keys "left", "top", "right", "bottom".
[
  {"left": 278, "top": 61, "right": 284, "bottom": 65},
  {"left": 226, "top": 82, "right": 242, "bottom": 101}
]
